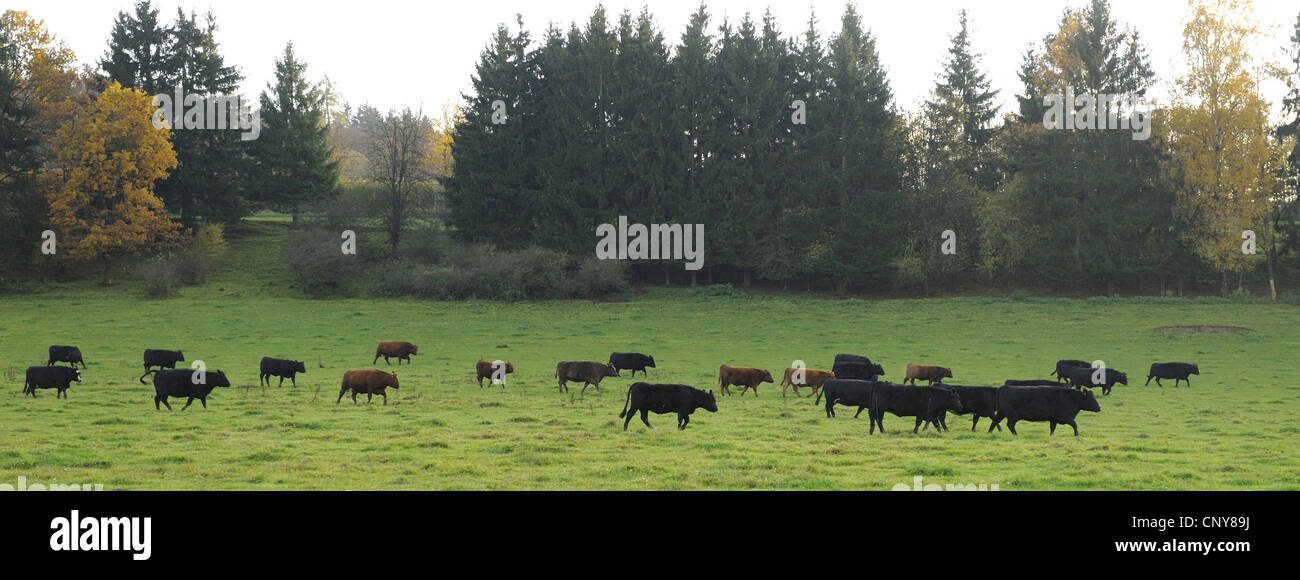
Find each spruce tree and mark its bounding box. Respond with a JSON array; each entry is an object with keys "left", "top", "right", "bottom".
[{"left": 250, "top": 43, "right": 338, "bottom": 224}]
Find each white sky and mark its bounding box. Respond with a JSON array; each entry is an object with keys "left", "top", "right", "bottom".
[{"left": 8, "top": 0, "right": 1298, "bottom": 119}]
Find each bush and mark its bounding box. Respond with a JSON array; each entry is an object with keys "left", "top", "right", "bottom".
[
  {"left": 136, "top": 257, "right": 179, "bottom": 298},
  {"left": 284, "top": 227, "right": 365, "bottom": 296},
  {"left": 566, "top": 257, "right": 630, "bottom": 298},
  {"left": 686, "top": 283, "right": 749, "bottom": 299},
  {"left": 368, "top": 245, "right": 629, "bottom": 301}
]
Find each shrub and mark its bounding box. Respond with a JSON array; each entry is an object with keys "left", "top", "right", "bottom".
[
  {"left": 686, "top": 283, "right": 749, "bottom": 299},
  {"left": 368, "top": 245, "right": 629, "bottom": 301},
  {"left": 284, "top": 227, "right": 365, "bottom": 296},
  {"left": 136, "top": 257, "right": 179, "bottom": 298}
]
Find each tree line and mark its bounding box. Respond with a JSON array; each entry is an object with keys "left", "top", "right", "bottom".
[
  {"left": 0, "top": 1, "right": 450, "bottom": 284},
  {"left": 447, "top": 0, "right": 1300, "bottom": 297},
  {"left": 2, "top": 0, "right": 1298, "bottom": 297}
]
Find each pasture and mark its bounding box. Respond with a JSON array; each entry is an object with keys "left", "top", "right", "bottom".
[{"left": 1, "top": 224, "right": 1298, "bottom": 490}]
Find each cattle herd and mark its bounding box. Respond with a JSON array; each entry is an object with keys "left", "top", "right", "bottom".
[{"left": 20, "top": 343, "right": 1204, "bottom": 437}]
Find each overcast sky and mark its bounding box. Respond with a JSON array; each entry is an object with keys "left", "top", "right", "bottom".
[{"left": 9, "top": 0, "right": 1298, "bottom": 119}]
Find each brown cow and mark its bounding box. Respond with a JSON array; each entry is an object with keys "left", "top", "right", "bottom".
[
  {"left": 476, "top": 359, "right": 514, "bottom": 388},
  {"left": 904, "top": 363, "right": 953, "bottom": 386},
  {"left": 779, "top": 367, "right": 835, "bottom": 398},
  {"left": 338, "top": 369, "right": 401, "bottom": 405},
  {"left": 718, "top": 365, "right": 774, "bottom": 397},
  {"left": 373, "top": 341, "right": 418, "bottom": 365}
]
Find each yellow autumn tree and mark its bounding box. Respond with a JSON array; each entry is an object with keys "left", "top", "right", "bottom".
[
  {"left": 47, "top": 81, "right": 180, "bottom": 285},
  {"left": 0, "top": 10, "right": 86, "bottom": 145},
  {"left": 1166, "top": 0, "right": 1278, "bottom": 296}
]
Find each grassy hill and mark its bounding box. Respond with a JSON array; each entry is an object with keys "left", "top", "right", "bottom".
[{"left": 1, "top": 220, "right": 1297, "bottom": 490}]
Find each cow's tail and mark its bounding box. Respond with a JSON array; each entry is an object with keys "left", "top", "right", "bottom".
[
  {"left": 618, "top": 386, "right": 633, "bottom": 418},
  {"left": 815, "top": 388, "right": 824, "bottom": 405},
  {"left": 139, "top": 369, "right": 159, "bottom": 385}
]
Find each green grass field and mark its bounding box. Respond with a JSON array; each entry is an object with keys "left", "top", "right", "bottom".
[{"left": 2, "top": 220, "right": 1298, "bottom": 490}]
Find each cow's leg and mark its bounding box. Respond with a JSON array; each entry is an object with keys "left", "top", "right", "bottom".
[
  {"left": 154, "top": 397, "right": 161, "bottom": 410},
  {"left": 372, "top": 354, "right": 381, "bottom": 365},
  {"left": 200, "top": 397, "right": 207, "bottom": 409},
  {"left": 679, "top": 414, "right": 690, "bottom": 430},
  {"left": 988, "top": 414, "right": 1002, "bottom": 433},
  {"left": 1069, "top": 421, "right": 1079, "bottom": 436},
  {"left": 971, "top": 416, "right": 979, "bottom": 432},
  {"left": 1184, "top": 377, "right": 1190, "bottom": 388},
  {"left": 337, "top": 389, "right": 346, "bottom": 404},
  {"left": 161, "top": 397, "right": 172, "bottom": 410},
  {"left": 478, "top": 376, "right": 484, "bottom": 388},
  {"left": 352, "top": 392, "right": 359, "bottom": 405},
  {"left": 1006, "top": 419, "right": 1018, "bottom": 436},
  {"left": 623, "top": 407, "right": 634, "bottom": 431},
  {"left": 640, "top": 409, "right": 651, "bottom": 429},
  {"left": 1049, "top": 421, "right": 1057, "bottom": 435},
  {"left": 1144, "top": 375, "right": 1152, "bottom": 386},
  {"left": 291, "top": 375, "right": 297, "bottom": 388},
  {"left": 182, "top": 397, "right": 194, "bottom": 410},
  {"left": 382, "top": 392, "right": 388, "bottom": 405},
  {"left": 367, "top": 392, "right": 373, "bottom": 404},
  {"left": 853, "top": 406, "right": 867, "bottom": 419},
  {"left": 913, "top": 417, "right": 923, "bottom": 434}
]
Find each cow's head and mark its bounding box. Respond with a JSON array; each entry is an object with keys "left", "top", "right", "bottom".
[
  {"left": 73, "top": 368, "right": 83, "bottom": 382},
  {"left": 603, "top": 364, "right": 619, "bottom": 378},
  {"left": 940, "top": 367, "right": 953, "bottom": 380},
  {"left": 388, "top": 372, "right": 400, "bottom": 388},
  {"left": 872, "top": 363, "right": 885, "bottom": 376},
  {"left": 761, "top": 369, "right": 774, "bottom": 383},
  {"left": 295, "top": 361, "right": 307, "bottom": 374},
  {"left": 1191, "top": 364, "right": 1200, "bottom": 375},
  {"left": 701, "top": 389, "right": 718, "bottom": 413},
  {"left": 409, "top": 345, "right": 419, "bottom": 355},
  {"left": 1080, "top": 389, "right": 1102, "bottom": 413},
  {"left": 646, "top": 355, "right": 656, "bottom": 368},
  {"left": 176, "top": 351, "right": 185, "bottom": 361},
  {"left": 503, "top": 362, "right": 515, "bottom": 373},
  {"left": 1116, "top": 371, "right": 1128, "bottom": 385},
  {"left": 937, "top": 387, "right": 963, "bottom": 411},
  {"left": 209, "top": 371, "right": 231, "bottom": 388}
]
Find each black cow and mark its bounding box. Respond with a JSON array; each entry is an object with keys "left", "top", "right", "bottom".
[
  {"left": 1050, "top": 359, "right": 1091, "bottom": 379},
  {"left": 989, "top": 385, "right": 1101, "bottom": 436},
  {"left": 831, "top": 360, "right": 885, "bottom": 381},
  {"left": 47, "top": 345, "right": 85, "bottom": 368},
  {"left": 556, "top": 360, "right": 620, "bottom": 399},
  {"left": 619, "top": 382, "right": 718, "bottom": 430},
  {"left": 260, "top": 357, "right": 307, "bottom": 388},
  {"left": 925, "top": 384, "right": 1000, "bottom": 432},
  {"left": 608, "top": 352, "right": 656, "bottom": 377},
  {"left": 816, "top": 378, "right": 877, "bottom": 419},
  {"left": 1062, "top": 366, "right": 1128, "bottom": 396},
  {"left": 141, "top": 349, "right": 185, "bottom": 383},
  {"left": 834, "top": 354, "right": 873, "bottom": 365},
  {"left": 1002, "top": 379, "right": 1068, "bottom": 387},
  {"left": 1146, "top": 362, "right": 1199, "bottom": 388},
  {"left": 144, "top": 369, "right": 231, "bottom": 410},
  {"left": 23, "top": 366, "right": 82, "bottom": 398},
  {"left": 868, "top": 382, "right": 964, "bottom": 434}
]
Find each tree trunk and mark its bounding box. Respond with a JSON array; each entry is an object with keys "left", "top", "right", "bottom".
[
  {"left": 1178, "top": 277, "right": 1184, "bottom": 298},
  {"left": 1160, "top": 275, "right": 1166, "bottom": 297},
  {"left": 101, "top": 255, "right": 112, "bottom": 286},
  {"left": 1220, "top": 269, "right": 1228, "bottom": 298}
]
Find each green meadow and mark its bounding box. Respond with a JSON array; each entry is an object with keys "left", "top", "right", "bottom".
[{"left": 1, "top": 221, "right": 1298, "bottom": 490}]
